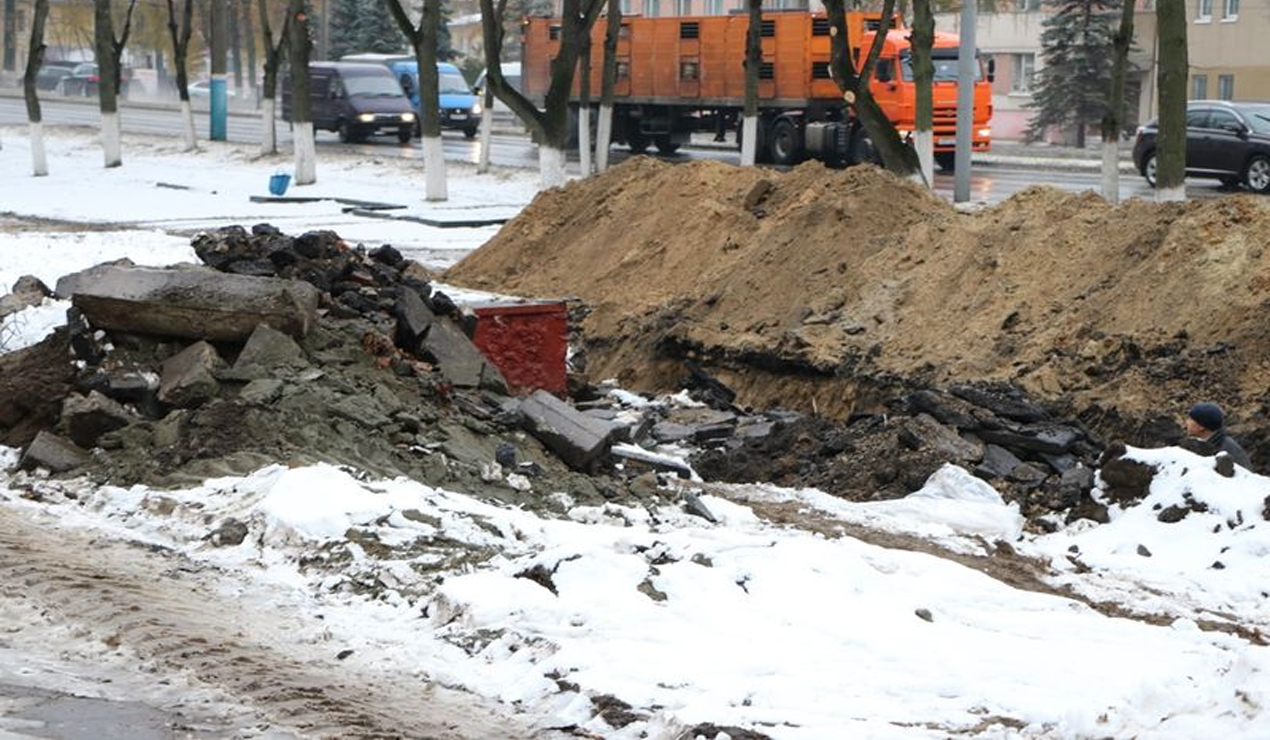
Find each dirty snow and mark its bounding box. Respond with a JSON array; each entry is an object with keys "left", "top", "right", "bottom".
[{"left": 3, "top": 128, "right": 1270, "bottom": 739}]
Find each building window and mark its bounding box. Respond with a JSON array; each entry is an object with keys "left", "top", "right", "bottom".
[
  {"left": 1222, "top": 0, "right": 1239, "bottom": 18},
  {"left": 1192, "top": 74, "right": 1208, "bottom": 99},
  {"left": 1011, "top": 53, "right": 1035, "bottom": 94},
  {"left": 645, "top": 0, "right": 660, "bottom": 16},
  {"left": 1218, "top": 74, "right": 1234, "bottom": 100},
  {"left": 705, "top": 0, "right": 723, "bottom": 14},
  {"left": 620, "top": 0, "right": 632, "bottom": 14},
  {"left": 1197, "top": 0, "right": 1213, "bottom": 19},
  {"left": 677, "top": 0, "right": 693, "bottom": 14}
]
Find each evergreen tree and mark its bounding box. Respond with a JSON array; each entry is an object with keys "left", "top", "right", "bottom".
[
  {"left": 329, "top": 0, "right": 407, "bottom": 58},
  {"left": 1025, "top": 0, "right": 1119, "bottom": 147},
  {"left": 328, "top": 0, "right": 365, "bottom": 59}
]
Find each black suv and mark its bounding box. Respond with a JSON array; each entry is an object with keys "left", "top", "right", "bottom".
[{"left": 1132, "top": 100, "right": 1270, "bottom": 193}]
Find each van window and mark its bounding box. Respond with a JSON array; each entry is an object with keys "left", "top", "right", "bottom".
[
  {"left": 439, "top": 71, "right": 471, "bottom": 95},
  {"left": 311, "top": 76, "right": 330, "bottom": 97},
  {"left": 341, "top": 70, "right": 404, "bottom": 97}
]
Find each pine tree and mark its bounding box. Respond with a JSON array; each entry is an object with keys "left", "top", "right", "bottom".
[
  {"left": 1025, "top": 0, "right": 1120, "bottom": 147},
  {"left": 358, "top": 0, "right": 405, "bottom": 54},
  {"left": 328, "top": 0, "right": 365, "bottom": 60}
]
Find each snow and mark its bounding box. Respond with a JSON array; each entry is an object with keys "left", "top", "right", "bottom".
[{"left": 4, "top": 127, "right": 1270, "bottom": 739}]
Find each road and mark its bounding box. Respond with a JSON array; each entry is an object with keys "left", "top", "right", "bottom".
[{"left": 0, "top": 93, "right": 1233, "bottom": 204}]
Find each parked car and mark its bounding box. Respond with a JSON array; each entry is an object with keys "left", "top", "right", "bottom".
[
  {"left": 187, "top": 80, "right": 238, "bottom": 99},
  {"left": 281, "top": 62, "right": 416, "bottom": 144},
  {"left": 55, "top": 62, "right": 132, "bottom": 98},
  {"left": 1133, "top": 100, "right": 1270, "bottom": 193},
  {"left": 340, "top": 53, "right": 481, "bottom": 138},
  {"left": 34, "top": 61, "right": 79, "bottom": 91}
]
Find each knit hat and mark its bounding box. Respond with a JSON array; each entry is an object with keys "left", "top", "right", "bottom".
[{"left": 1188, "top": 402, "right": 1224, "bottom": 432}]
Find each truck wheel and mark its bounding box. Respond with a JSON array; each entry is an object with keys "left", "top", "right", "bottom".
[
  {"left": 655, "top": 136, "right": 680, "bottom": 154},
  {"left": 934, "top": 152, "right": 956, "bottom": 172},
  {"left": 1244, "top": 154, "right": 1270, "bottom": 194},
  {"left": 769, "top": 118, "right": 804, "bottom": 166},
  {"left": 848, "top": 128, "right": 881, "bottom": 166},
  {"left": 627, "top": 131, "right": 650, "bottom": 155}
]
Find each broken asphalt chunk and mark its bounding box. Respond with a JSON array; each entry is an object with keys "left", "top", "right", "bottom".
[
  {"left": 55, "top": 265, "right": 320, "bottom": 342},
  {"left": 19, "top": 430, "right": 90, "bottom": 473},
  {"left": 519, "top": 390, "right": 614, "bottom": 472}
]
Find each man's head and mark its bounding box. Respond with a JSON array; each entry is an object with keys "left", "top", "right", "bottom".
[{"left": 1186, "top": 402, "right": 1224, "bottom": 438}]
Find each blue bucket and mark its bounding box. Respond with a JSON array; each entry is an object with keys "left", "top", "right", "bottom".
[{"left": 268, "top": 172, "right": 291, "bottom": 197}]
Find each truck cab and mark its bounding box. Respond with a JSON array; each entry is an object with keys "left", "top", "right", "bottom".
[{"left": 341, "top": 53, "right": 482, "bottom": 138}]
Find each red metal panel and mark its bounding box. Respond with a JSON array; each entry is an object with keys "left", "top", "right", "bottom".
[{"left": 472, "top": 301, "right": 569, "bottom": 396}]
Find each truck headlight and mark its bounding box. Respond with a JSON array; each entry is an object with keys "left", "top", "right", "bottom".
[
  {"left": 471, "top": 101, "right": 483, "bottom": 116},
  {"left": 357, "top": 113, "right": 375, "bottom": 123},
  {"left": 401, "top": 112, "right": 416, "bottom": 122}
]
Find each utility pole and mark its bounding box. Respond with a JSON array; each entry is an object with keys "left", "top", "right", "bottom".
[
  {"left": 210, "top": 0, "right": 228, "bottom": 140},
  {"left": 953, "top": 0, "right": 976, "bottom": 203}
]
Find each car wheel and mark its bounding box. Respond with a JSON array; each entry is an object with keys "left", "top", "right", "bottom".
[
  {"left": 934, "top": 151, "right": 957, "bottom": 172},
  {"left": 397, "top": 128, "right": 412, "bottom": 144},
  {"left": 1143, "top": 152, "right": 1158, "bottom": 188},
  {"left": 463, "top": 125, "right": 478, "bottom": 140},
  {"left": 338, "top": 120, "right": 356, "bottom": 143},
  {"left": 1244, "top": 154, "right": 1270, "bottom": 194}
]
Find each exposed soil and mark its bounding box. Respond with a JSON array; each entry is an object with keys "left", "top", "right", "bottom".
[{"left": 445, "top": 159, "right": 1270, "bottom": 459}]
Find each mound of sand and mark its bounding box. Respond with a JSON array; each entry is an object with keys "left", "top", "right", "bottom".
[{"left": 445, "top": 159, "right": 1270, "bottom": 442}]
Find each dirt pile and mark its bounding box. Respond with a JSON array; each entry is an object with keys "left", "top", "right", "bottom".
[{"left": 445, "top": 159, "right": 1270, "bottom": 451}]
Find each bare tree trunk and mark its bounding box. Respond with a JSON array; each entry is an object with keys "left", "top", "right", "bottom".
[
  {"left": 23, "top": 0, "right": 50, "bottom": 176},
  {"left": 577, "top": 32, "right": 592, "bottom": 176},
  {"left": 94, "top": 0, "right": 137, "bottom": 168},
  {"left": 242, "top": 0, "right": 257, "bottom": 104},
  {"left": 384, "top": 0, "right": 448, "bottom": 200},
  {"left": 595, "top": 0, "right": 620, "bottom": 172},
  {"left": 1154, "top": 0, "right": 1186, "bottom": 201},
  {"left": 1100, "top": 0, "right": 1135, "bottom": 204},
  {"left": 739, "top": 0, "right": 761, "bottom": 167},
  {"left": 823, "top": 0, "right": 920, "bottom": 179},
  {"left": 286, "top": 0, "right": 315, "bottom": 184},
  {"left": 911, "top": 0, "right": 934, "bottom": 186},
  {"left": 166, "top": 0, "right": 197, "bottom": 152},
  {"left": 478, "top": 85, "right": 493, "bottom": 174},
  {"left": 481, "top": 0, "right": 605, "bottom": 187},
  {"left": 257, "top": 0, "right": 286, "bottom": 155}
]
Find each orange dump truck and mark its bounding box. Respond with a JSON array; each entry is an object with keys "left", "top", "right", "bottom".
[{"left": 522, "top": 10, "right": 993, "bottom": 169}]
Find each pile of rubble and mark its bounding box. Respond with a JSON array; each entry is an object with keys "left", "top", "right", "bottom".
[{"left": 3, "top": 217, "right": 1257, "bottom": 530}]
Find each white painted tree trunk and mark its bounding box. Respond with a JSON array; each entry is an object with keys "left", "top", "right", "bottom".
[
  {"left": 477, "top": 107, "right": 493, "bottom": 174},
  {"left": 259, "top": 98, "right": 277, "bottom": 155},
  {"left": 595, "top": 103, "right": 614, "bottom": 172},
  {"left": 1101, "top": 140, "right": 1120, "bottom": 205},
  {"left": 102, "top": 112, "right": 122, "bottom": 168},
  {"left": 915, "top": 129, "right": 934, "bottom": 188},
  {"left": 1156, "top": 184, "right": 1186, "bottom": 202},
  {"left": 740, "top": 115, "right": 758, "bottom": 167},
  {"left": 578, "top": 105, "right": 592, "bottom": 177},
  {"left": 28, "top": 121, "right": 48, "bottom": 176},
  {"left": 293, "top": 122, "right": 316, "bottom": 185},
  {"left": 180, "top": 100, "right": 197, "bottom": 152},
  {"left": 422, "top": 135, "right": 448, "bottom": 201},
  {"left": 539, "top": 146, "right": 567, "bottom": 189}
]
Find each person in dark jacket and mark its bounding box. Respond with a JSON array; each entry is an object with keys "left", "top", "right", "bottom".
[{"left": 1183, "top": 402, "right": 1253, "bottom": 471}]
